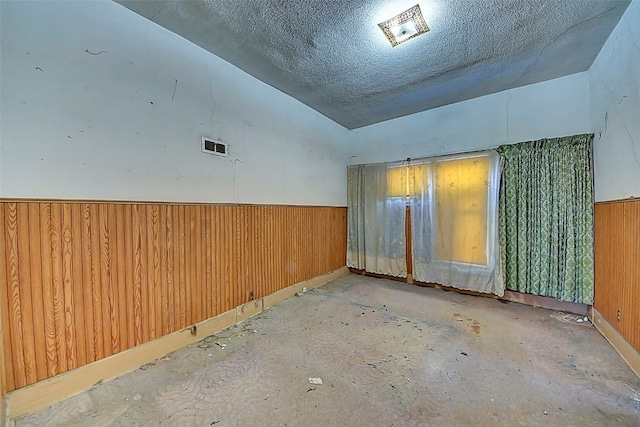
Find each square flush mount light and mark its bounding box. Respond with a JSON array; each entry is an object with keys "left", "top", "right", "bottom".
[{"left": 378, "top": 4, "right": 429, "bottom": 47}]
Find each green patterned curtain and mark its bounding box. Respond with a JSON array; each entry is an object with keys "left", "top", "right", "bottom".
[{"left": 497, "top": 134, "right": 594, "bottom": 304}]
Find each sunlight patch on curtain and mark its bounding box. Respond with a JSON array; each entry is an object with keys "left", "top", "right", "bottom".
[
  {"left": 434, "top": 156, "right": 490, "bottom": 265},
  {"left": 410, "top": 151, "right": 503, "bottom": 296}
]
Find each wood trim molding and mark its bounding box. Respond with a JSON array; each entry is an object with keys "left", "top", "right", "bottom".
[
  {"left": 0, "top": 308, "right": 5, "bottom": 427},
  {"left": 5, "top": 267, "right": 349, "bottom": 421},
  {"left": 592, "top": 308, "right": 640, "bottom": 379},
  {"left": 594, "top": 197, "right": 640, "bottom": 206},
  {"left": 0, "top": 198, "right": 347, "bottom": 209}
]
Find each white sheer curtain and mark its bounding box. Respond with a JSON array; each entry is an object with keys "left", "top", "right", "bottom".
[
  {"left": 410, "top": 151, "right": 504, "bottom": 296},
  {"left": 347, "top": 164, "right": 407, "bottom": 278}
]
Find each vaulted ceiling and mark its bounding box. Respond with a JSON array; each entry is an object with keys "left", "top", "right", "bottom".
[{"left": 117, "top": 0, "right": 630, "bottom": 130}]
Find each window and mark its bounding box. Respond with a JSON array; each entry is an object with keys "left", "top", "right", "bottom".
[
  {"left": 433, "top": 156, "right": 490, "bottom": 266},
  {"left": 387, "top": 154, "right": 495, "bottom": 267},
  {"left": 387, "top": 163, "right": 428, "bottom": 198},
  {"left": 348, "top": 151, "right": 501, "bottom": 295}
]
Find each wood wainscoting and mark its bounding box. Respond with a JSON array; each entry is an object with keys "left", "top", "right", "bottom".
[
  {"left": 0, "top": 201, "right": 346, "bottom": 393},
  {"left": 594, "top": 198, "right": 640, "bottom": 353}
]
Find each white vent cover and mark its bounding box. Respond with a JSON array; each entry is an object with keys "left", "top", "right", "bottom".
[{"left": 201, "top": 137, "right": 228, "bottom": 157}]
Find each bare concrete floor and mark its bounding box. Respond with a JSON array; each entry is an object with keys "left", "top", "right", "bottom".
[{"left": 16, "top": 274, "right": 640, "bottom": 426}]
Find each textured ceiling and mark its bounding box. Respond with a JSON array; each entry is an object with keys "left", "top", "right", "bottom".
[{"left": 117, "top": 0, "right": 630, "bottom": 129}]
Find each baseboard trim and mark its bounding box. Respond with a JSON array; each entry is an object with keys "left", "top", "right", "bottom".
[
  {"left": 502, "top": 290, "right": 589, "bottom": 316},
  {"left": 592, "top": 308, "right": 640, "bottom": 379},
  {"left": 5, "top": 266, "right": 349, "bottom": 421},
  {"left": 349, "top": 269, "right": 590, "bottom": 316}
]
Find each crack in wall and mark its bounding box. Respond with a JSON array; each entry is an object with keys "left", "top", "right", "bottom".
[
  {"left": 149, "top": 0, "right": 168, "bottom": 22},
  {"left": 228, "top": 158, "right": 243, "bottom": 203},
  {"left": 594, "top": 72, "right": 640, "bottom": 169},
  {"left": 171, "top": 78, "right": 178, "bottom": 101},
  {"left": 621, "top": 15, "right": 640, "bottom": 55},
  {"left": 620, "top": 118, "right": 640, "bottom": 168}
]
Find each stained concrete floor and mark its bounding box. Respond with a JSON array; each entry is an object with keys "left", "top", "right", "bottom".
[{"left": 16, "top": 274, "right": 640, "bottom": 426}]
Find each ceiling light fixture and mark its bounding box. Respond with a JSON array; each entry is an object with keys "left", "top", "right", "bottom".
[{"left": 378, "top": 5, "right": 429, "bottom": 47}]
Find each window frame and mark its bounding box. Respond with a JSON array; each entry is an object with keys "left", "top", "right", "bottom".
[
  {"left": 386, "top": 152, "right": 499, "bottom": 272},
  {"left": 427, "top": 153, "right": 496, "bottom": 270}
]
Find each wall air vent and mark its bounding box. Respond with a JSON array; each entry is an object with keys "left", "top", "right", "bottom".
[{"left": 201, "top": 137, "right": 228, "bottom": 157}]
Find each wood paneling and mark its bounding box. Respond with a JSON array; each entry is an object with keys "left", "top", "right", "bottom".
[
  {"left": 594, "top": 199, "right": 640, "bottom": 352},
  {"left": 0, "top": 201, "right": 347, "bottom": 392},
  {"left": 0, "top": 206, "right": 5, "bottom": 419}
]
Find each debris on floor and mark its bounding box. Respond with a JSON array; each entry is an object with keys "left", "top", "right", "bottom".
[
  {"left": 550, "top": 311, "right": 591, "bottom": 325},
  {"left": 14, "top": 275, "right": 640, "bottom": 427},
  {"left": 453, "top": 313, "right": 465, "bottom": 321},
  {"left": 138, "top": 356, "right": 171, "bottom": 371},
  {"left": 197, "top": 335, "right": 219, "bottom": 350}
]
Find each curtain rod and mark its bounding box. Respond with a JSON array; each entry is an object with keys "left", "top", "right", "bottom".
[
  {"left": 348, "top": 133, "right": 594, "bottom": 168},
  {"left": 349, "top": 146, "right": 498, "bottom": 167}
]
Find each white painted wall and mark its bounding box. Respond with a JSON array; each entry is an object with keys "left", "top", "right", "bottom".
[
  {"left": 348, "top": 73, "right": 591, "bottom": 164},
  {"left": 589, "top": 0, "right": 640, "bottom": 202},
  {"left": 3, "top": 0, "right": 636, "bottom": 206},
  {"left": 0, "top": 1, "right": 349, "bottom": 206}
]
